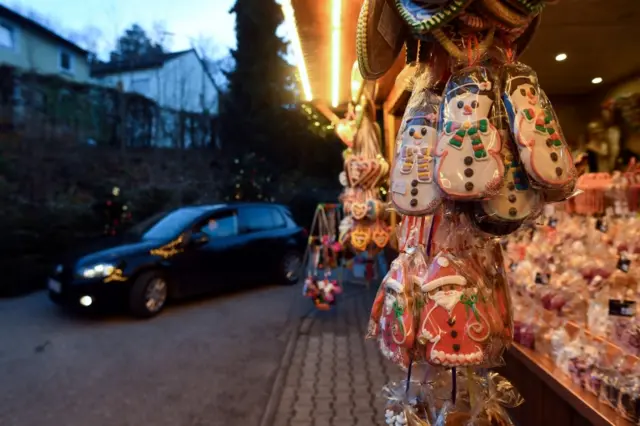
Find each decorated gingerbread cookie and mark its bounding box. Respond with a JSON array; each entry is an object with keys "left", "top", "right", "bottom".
[
  {"left": 391, "top": 114, "right": 442, "bottom": 215},
  {"left": 480, "top": 102, "right": 541, "bottom": 225},
  {"left": 435, "top": 67, "right": 504, "bottom": 199},
  {"left": 368, "top": 255, "right": 416, "bottom": 369},
  {"left": 502, "top": 64, "right": 577, "bottom": 190},
  {"left": 416, "top": 252, "right": 492, "bottom": 367}
]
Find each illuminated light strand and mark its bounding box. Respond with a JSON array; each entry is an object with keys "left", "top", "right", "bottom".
[
  {"left": 331, "top": 0, "right": 342, "bottom": 107},
  {"left": 281, "top": 0, "right": 313, "bottom": 101}
]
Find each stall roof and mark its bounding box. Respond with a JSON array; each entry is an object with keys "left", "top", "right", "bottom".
[
  {"left": 289, "top": 0, "right": 402, "bottom": 107},
  {"left": 288, "top": 0, "right": 640, "bottom": 107}
]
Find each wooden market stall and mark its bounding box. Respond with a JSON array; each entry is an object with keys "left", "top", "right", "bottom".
[{"left": 285, "top": 2, "right": 639, "bottom": 425}]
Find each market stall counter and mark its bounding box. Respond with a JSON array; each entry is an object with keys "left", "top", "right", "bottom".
[{"left": 502, "top": 345, "right": 634, "bottom": 426}]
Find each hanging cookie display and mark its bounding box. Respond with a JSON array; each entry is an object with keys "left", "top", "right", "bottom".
[{"left": 502, "top": 62, "right": 577, "bottom": 194}]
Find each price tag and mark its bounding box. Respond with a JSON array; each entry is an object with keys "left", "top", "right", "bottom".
[
  {"left": 617, "top": 256, "right": 632, "bottom": 273},
  {"left": 535, "top": 272, "right": 550, "bottom": 285},
  {"left": 609, "top": 300, "right": 636, "bottom": 317},
  {"left": 548, "top": 218, "right": 558, "bottom": 229},
  {"left": 595, "top": 218, "right": 608, "bottom": 233}
]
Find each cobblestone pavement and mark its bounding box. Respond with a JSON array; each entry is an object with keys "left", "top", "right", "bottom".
[{"left": 271, "top": 283, "right": 403, "bottom": 426}]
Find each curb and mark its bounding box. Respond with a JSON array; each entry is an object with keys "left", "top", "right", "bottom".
[{"left": 258, "top": 309, "right": 316, "bottom": 426}]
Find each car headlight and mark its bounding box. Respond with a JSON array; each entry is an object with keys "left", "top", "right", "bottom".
[{"left": 78, "top": 263, "right": 116, "bottom": 279}]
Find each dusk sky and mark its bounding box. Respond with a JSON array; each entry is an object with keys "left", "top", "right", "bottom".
[{"left": 3, "top": 0, "right": 295, "bottom": 61}]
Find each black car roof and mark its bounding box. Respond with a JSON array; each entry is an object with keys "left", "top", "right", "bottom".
[
  {"left": 185, "top": 202, "right": 287, "bottom": 210},
  {"left": 179, "top": 202, "right": 288, "bottom": 213}
]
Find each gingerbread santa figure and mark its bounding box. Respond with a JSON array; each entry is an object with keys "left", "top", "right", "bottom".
[
  {"left": 435, "top": 69, "right": 504, "bottom": 199},
  {"left": 503, "top": 67, "right": 576, "bottom": 190},
  {"left": 391, "top": 114, "right": 442, "bottom": 215},
  {"left": 368, "top": 255, "right": 415, "bottom": 369},
  {"left": 417, "top": 252, "right": 491, "bottom": 367}
]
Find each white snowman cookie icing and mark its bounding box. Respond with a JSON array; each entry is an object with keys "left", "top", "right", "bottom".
[
  {"left": 435, "top": 71, "right": 504, "bottom": 199},
  {"left": 391, "top": 114, "right": 441, "bottom": 215},
  {"left": 504, "top": 72, "right": 576, "bottom": 188},
  {"left": 482, "top": 135, "right": 540, "bottom": 221}
]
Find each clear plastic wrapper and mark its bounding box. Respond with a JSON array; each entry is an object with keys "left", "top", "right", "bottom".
[
  {"left": 501, "top": 62, "right": 577, "bottom": 197},
  {"left": 381, "top": 380, "right": 434, "bottom": 426},
  {"left": 368, "top": 250, "right": 421, "bottom": 369},
  {"left": 617, "top": 375, "right": 640, "bottom": 422},
  {"left": 414, "top": 216, "right": 510, "bottom": 368},
  {"left": 473, "top": 96, "right": 543, "bottom": 236},
  {"left": 391, "top": 64, "right": 443, "bottom": 216},
  {"left": 467, "top": 372, "right": 523, "bottom": 426},
  {"left": 435, "top": 66, "right": 504, "bottom": 200}
]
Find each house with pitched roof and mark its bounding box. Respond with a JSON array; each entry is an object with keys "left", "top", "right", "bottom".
[
  {"left": 91, "top": 49, "right": 219, "bottom": 115},
  {"left": 0, "top": 4, "right": 90, "bottom": 82}
]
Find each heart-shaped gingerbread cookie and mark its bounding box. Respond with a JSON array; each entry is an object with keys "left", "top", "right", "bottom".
[
  {"left": 371, "top": 223, "right": 390, "bottom": 248},
  {"left": 351, "top": 225, "right": 371, "bottom": 252},
  {"left": 351, "top": 202, "right": 369, "bottom": 220}
]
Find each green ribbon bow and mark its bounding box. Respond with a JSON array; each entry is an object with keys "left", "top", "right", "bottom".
[
  {"left": 460, "top": 293, "right": 480, "bottom": 321},
  {"left": 392, "top": 300, "right": 405, "bottom": 334}
]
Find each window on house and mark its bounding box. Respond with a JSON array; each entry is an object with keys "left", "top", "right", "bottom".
[
  {"left": 0, "top": 23, "right": 14, "bottom": 49},
  {"left": 59, "top": 51, "right": 72, "bottom": 72}
]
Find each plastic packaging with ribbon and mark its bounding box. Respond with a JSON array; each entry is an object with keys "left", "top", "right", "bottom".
[
  {"left": 390, "top": 62, "right": 443, "bottom": 216},
  {"left": 500, "top": 60, "right": 578, "bottom": 201},
  {"left": 414, "top": 213, "right": 512, "bottom": 369},
  {"left": 381, "top": 380, "right": 434, "bottom": 426}
]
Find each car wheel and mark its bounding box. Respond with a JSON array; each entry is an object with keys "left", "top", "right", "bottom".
[
  {"left": 129, "top": 271, "right": 169, "bottom": 318},
  {"left": 280, "top": 251, "right": 302, "bottom": 285}
]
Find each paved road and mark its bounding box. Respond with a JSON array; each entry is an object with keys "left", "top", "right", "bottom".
[{"left": 0, "top": 284, "right": 308, "bottom": 426}]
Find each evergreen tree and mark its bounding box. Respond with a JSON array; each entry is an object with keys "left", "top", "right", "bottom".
[
  {"left": 220, "top": 0, "right": 344, "bottom": 202},
  {"left": 221, "top": 0, "right": 295, "bottom": 157}
]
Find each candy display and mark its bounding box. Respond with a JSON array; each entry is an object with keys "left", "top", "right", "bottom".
[
  {"left": 355, "top": 0, "right": 581, "bottom": 423},
  {"left": 501, "top": 172, "right": 640, "bottom": 422}
]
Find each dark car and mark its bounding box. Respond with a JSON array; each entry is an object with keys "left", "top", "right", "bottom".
[{"left": 48, "top": 203, "right": 306, "bottom": 318}]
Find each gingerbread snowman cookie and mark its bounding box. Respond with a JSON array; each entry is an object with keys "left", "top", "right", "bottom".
[
  {"left": 482, "top": 127, "right": 541, "bottom": 222},
  {"left": 391, "top": 114, "right": 441, "bottom": 215},
  {"left": 416, "top": 252, "right": 491, "bottom": 367},
  {"left": 435, "top": 67, "right": 504, "bottom": 200},
  {"left": 502, "top": 64, "right": 576, "bottom": 190}
]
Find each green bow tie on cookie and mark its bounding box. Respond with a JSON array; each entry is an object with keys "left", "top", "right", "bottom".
[{"left": 444, "top": 119, "right": 489, "bottom": 159}]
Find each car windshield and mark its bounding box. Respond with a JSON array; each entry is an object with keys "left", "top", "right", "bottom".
[{"left": 139, "top": 208, "right": 206, "bottom": 240}]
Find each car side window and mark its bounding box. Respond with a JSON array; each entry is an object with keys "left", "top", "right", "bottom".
[
  {"left": 199, "top": 212, "right": 238, "bottom": 238},
  {"left": 271, "top": 209, "right": 286, "bottom": 229},
  {"left": 238, "top": 207, "right": 277, "bottom": 233}
]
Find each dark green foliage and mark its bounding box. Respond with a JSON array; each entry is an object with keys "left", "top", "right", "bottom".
[
  {"left": 220, "top": 0, "right": 344, "bottom": 193},
  {"left": 110, "top": 24, "right": 163, "bottom": 61}
]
